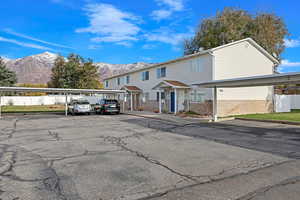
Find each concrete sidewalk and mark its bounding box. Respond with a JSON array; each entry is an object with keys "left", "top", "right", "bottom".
[{"left": 125, "top": 111, "right": 211, "bottom": 125}]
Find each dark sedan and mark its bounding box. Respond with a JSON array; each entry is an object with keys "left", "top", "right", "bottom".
[{"left": 94, "top": 99, "right": 120, "bottom": 114}]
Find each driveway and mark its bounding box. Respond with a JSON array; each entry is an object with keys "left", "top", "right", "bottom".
[{"left": 0, "top": 114, "right": 299, "bottom": 200}]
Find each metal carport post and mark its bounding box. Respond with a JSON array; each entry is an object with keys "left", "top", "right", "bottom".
[
  {"left": 0, "top": 92, "right": 2, "bottom": 119},
  {"left": 123, "top": 93, "right": 126, "bottom": 113},
  {"left": 213, "top": 86, "right": 218, "bottom": 122},
  {"left": 65, "top": 93, "right": 68, "bottom": 116}
]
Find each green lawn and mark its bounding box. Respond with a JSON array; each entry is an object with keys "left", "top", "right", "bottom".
[
  {"left": 1, "top": 105, "right": 65, "bottom": 113},
  {"left": 237, "top": 110, "right": 300, "bottom": 122}
]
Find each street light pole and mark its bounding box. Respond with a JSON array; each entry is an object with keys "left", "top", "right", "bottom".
[{"left": 65, "top": 93, "right": 68, "bottom": 116}]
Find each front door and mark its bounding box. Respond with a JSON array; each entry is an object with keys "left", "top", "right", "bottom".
[{"left": 170, "top": 91, "right": 175, "bottom": 113}]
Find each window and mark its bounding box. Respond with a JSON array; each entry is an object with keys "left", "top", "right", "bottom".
[
  {"left": 156, "top": 92, "right": 165, "bottom": 102},
  {"left": 105, "top": 80, "right": 109, "bottom": 88},
  {"left": 144, "top": 92, "right": 149, "bottom": 101},
  {"left": 156, "top": 67, "right": 166, "bottom": 78},
  {"left": 190, "top": 58, "right": 202, "bottom": 72},
  {"left": 142, "top": 92, "right": 149, "bottom": 103},
  {"left": 190, "top": 90, "right": 205, "bottom": 103},
  {"left": 141, "top": 71, "right": 149, "bottom": 81},
  {"left": 117, "top": 77, "right": 126, "bottom": 85},
  {"left": 126, "top": 75, "right": 130, "bottom": 84},
  {"left": 121, "top": 77, "right": 125, "bottom": 85}
]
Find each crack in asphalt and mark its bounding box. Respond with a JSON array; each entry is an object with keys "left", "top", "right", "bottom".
[
  {"left": 100, "top": 135, "right": 229, "bottom": 183},
  {"left": 0, "top": 120, "right": 68, "bottom": 200},
  {"left": 236, "top": 176, "right": 300, "bottom": 200},
  {"left": 132, "top": 160, "right": 296, "bottom": 200},
  {"left": 0, "top": 119, "right": 18, "bottom": 139},
  {"left": 48, "top": 130, "right": 62, "bottom": 141},
  {"left": 0, "top": 152, "right": 68, "bottom": 200},
  {"left": 46, "top": 149, "right": 123, "bottom": 168}
]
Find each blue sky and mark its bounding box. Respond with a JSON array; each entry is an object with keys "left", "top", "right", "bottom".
[{"left": 0, "top": 0, "right": 299, "bottom": 72}]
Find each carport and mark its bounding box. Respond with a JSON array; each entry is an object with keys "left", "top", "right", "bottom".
[
  {"left": 0, "top": 87, "right": 126, "bottom": 118},
  {"left": 193, "top": 72, "right": 300, "bottom": 122}
]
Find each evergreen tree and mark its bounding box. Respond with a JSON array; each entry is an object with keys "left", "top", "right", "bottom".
[
  {"left": 48, "top": 54, "right": 101, "bottom": 89},
  {"left": 0, "top": 57, "right": 17, "bottom": 86}
]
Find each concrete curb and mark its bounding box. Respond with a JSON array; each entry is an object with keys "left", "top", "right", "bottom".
[
  {"left": 125, "top": 112, "right": 180, "bottom": 124},
  {"left": 125, "top": 112, "right": 210, "bottom": 124},
  {"left": 215, "top": 117, "right": 235, "bottom": 122},
  {"left": 235, "top": 117, "right": 300, "bottom": 126}
]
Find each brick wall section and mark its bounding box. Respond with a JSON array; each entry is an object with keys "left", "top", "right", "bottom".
[
  {"left": 122, "top": 99, "right": 273, "bottom": 117},
  {"left": 140, "top": 100, "right": 159, "bottom": 112},
  {"left": 189, "top": 101, "right": 213, "bottom": 116}
]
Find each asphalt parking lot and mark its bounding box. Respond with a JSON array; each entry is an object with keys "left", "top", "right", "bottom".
[{"left": 0, "top": 114, "right": 300, "bottom": 200}]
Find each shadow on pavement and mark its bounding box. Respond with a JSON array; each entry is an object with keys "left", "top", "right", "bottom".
[{"left": 122, "top": 117, "right": 300, "bottom": 159}]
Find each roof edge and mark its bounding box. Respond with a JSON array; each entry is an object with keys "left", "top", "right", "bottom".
[{"left": 104, "top": 38, "right": 279, "bottom": 80}]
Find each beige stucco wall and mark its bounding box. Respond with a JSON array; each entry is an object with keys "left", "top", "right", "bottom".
[
  {"left": 213, "top": 40, "right": 275, "bottom": 101},
  {"left": 218, "top": 100, "right": 273, "bottom": 117}
]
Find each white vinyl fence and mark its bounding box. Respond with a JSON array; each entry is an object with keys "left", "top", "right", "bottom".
[
  {"left": 290, "top": 95, "right": 300, "bottom": 109},
  {"left": 275, "top": 95, "right": 300, "bottom": 113},
  {"left": 0, "top": 95, "right": 106, "bottom": 106}
]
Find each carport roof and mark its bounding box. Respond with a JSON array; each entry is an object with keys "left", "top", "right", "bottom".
[
  {"left": 193, "top": 72, "right": 300, "bottom": 88},
  {"left": 0, "top": 87, "right": 126, "bottom": 94}
]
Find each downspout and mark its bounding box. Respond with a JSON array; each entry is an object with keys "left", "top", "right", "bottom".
[
  {"left": 272, "top": 63, "right": 278, "bottom": 113},
  {"left": 208, "top": 51, "right": 217, "bottom": 120}
]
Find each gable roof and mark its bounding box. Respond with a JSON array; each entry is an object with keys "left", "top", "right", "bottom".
[
  {"left": 105, "top": 38, "right": 279, "bottom": 80},
  {"left": 152, "top": 80, "right": 190, "bottom": 90},
  {"left": 121, "top": 85, "right": 142, "bottom": 92},
  {"left": 211, "top": 38, "right": 279, "bottom": 64}
]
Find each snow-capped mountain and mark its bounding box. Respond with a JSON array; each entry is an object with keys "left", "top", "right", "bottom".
[
  {"left": 5, "top": 52, "right": 58, "bottom": 84},
  {"left": 95, "top": 62, "right": 150, "bottom": 80},
  {"left": 4, "top": 52, "right": 151, "bottom": 84},
  {"left": 2, "top": 57, "right": 11, "bottom": 63}
]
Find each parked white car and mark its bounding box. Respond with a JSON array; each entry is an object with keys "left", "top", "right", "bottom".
[{"left": 68, "top": 99, "right": 92, "bottom": 115}]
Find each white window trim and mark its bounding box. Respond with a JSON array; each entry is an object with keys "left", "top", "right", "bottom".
[
  {"left": 190, "top": 90, "right": 205, "bottom": 103},
  {"left": 157, "top": 67, "right": 166, "bottom": 79}
]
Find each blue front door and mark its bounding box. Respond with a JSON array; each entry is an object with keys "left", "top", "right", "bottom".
[{"left": 170, "top": 92, "right": 175, "bottom": 113}]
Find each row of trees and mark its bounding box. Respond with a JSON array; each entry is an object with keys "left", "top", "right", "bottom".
[{"left": 184, "top": 7, "right": 288, "bottom": 59}]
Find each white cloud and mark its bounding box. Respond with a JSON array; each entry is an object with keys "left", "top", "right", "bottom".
[
  {"left": 76, "top": 3, "right": 141, "bottom": 45},
  {"left": 151, "top": 0, "right": 184, "bottom": 20},
  {"left": 141, "top": 57, "right": 153, "bottom": 62},
  {"left": 151, "top": 10, "right": 172, "bottom": 20},
  {"left": 144, "top": 27, "right": 192, "bottom": 47},
  {"left": 156, "top": 0, "right": 184, "bottom": 11},
  {"left": 116, "top": 41, "right": 133, "bottom": 47},
  {"left": 3, "top": 28, "right": 73, "bottom": 49},
  {"left": 280, "top": 59, "right": 300, "bottom": 67},
  {"left": 284, "top": 38, "right": 300, "bottom": 48},
  {"left": 0, "top": 36, "right": 54, "bottom": 51},
  {"left": 142, "top": 44, "right": 157, "bottom": 49}
]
